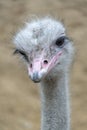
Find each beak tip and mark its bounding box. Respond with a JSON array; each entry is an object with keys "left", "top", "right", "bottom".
[
  {"left": 30, "top": 72, "right": 41, "bottom": 83},
  {"left": 33, "top": 80, "right": 41, "bottom": 83}
]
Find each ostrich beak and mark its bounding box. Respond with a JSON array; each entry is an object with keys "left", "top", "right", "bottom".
[
  {"left": 28, "top": 51, "right": 62, "bottom": 83},
  {"left": 28, "top": 58, "right": 48, "bottom": 83}
]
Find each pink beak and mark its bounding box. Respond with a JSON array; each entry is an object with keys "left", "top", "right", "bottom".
[{"left": 28, "top": 51, "right": 62, "bottom": 82}]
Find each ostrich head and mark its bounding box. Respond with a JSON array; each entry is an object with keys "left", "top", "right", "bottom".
[{"left": 13, "top": 18, "right": 74, "bottom": 82}]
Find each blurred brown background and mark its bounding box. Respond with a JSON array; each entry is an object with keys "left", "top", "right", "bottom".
[{"left": 0, "top": 0, "right": 87, "bottom": 130}]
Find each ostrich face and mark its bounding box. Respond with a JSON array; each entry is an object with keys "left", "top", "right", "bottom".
[{"left": 14, "top": 18, "right": 73, "bottom": 82}]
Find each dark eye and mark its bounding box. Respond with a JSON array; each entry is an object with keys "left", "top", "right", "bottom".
[
  {"left": 55, "top": 36, "right": 66, "bottom": 48},
  {"left": 13, "top": 49, "right": 29, "bottom": 62}
]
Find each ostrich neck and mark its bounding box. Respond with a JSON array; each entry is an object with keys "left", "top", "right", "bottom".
[{"left": 40, "top": 73, "right": 70, "bottom": 130}]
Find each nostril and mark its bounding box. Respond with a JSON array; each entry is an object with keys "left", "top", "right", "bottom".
[
  {"left": 43, "top": 60, "right": 48, "bottom": 65},
  {"left": 30, "top": 63, "right": 32, "bottom": 68}
]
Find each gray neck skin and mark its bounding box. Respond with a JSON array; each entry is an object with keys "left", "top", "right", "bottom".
[{"left": 40, "top": 73, "right": 70, "bottom": 130}]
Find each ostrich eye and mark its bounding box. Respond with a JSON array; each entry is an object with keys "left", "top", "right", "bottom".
[
  {"left": 55, "top": 36, "right": 66, "bottom": 48},
  {"left": 13, "top": 49, "right": 29, "bottom": 62}
]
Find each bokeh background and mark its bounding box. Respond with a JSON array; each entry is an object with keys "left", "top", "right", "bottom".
[{"left": 0, "top": 0, "right": 87, "bottom": 130}]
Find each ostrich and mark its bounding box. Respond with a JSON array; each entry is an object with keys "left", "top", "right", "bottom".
[{"left": 13, "top": 17, "right": 74, "bottom": 130}]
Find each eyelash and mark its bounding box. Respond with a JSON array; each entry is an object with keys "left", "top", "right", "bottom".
[{"left": 13, "top": 49, "right": 29, "bottom": 62}]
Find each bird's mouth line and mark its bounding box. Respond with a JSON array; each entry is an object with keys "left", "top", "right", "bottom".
[{"left": 46, "top": 51, "right": 62, "bottom": 74}]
